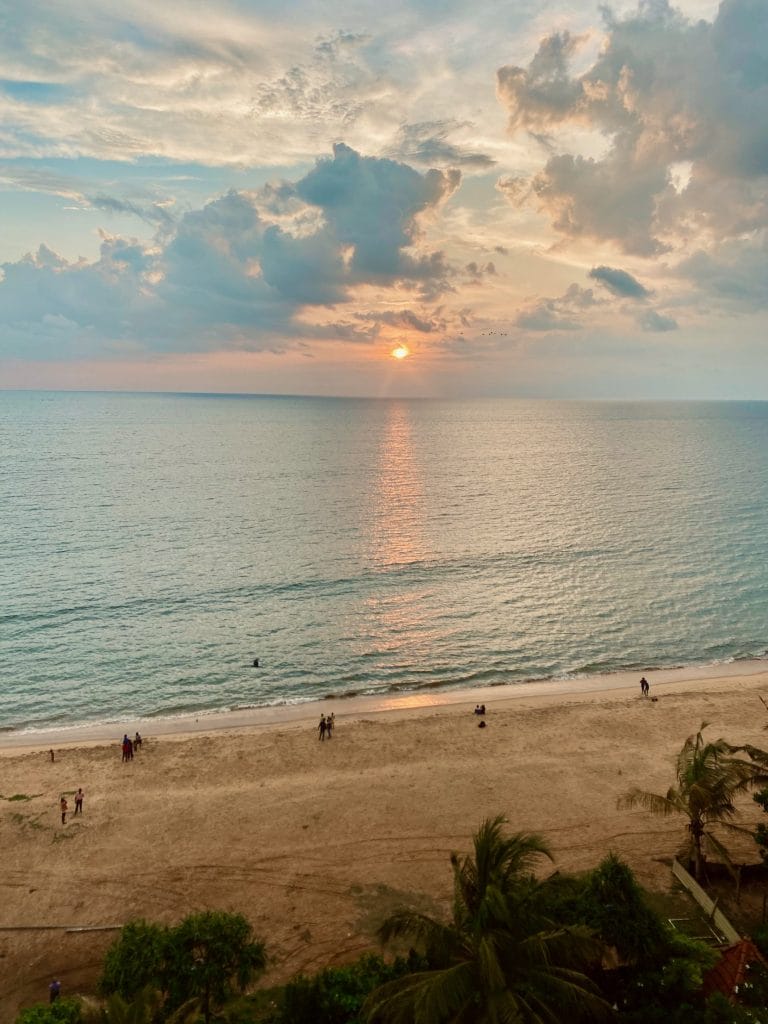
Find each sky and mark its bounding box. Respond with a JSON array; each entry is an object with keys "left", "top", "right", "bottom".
[{"left": 2, "top": 0, "right": 767, "bottom": 398}]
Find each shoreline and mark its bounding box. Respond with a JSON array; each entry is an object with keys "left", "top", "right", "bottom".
[{"left": 3, "top": 656, "right": 767, "bottom": 753}]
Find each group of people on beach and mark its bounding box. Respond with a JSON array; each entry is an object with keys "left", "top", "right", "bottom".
[
  {"left": 121, "top": 732, "right": 142, "bottom": 761},
  {"left": 318, "top": 713, "right": 335, "bottom": 740},
  {"left": 59, "top": 788, "right": 84, "bottom": 824}
]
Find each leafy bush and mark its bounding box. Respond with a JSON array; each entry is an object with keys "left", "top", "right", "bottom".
[
  {"left": 15, "top": 998, "right": 82, "bottom": 1024},
  {"left": 162, "top": 910, "right": 266, "bottom": 1018},
  {"left": 581, "top": 852, "right": 669, "bottom": 964},
  {"left": 100, "top": 911, "right": 266, "bottom": 1022},
  {"left": 752, "top": 922, "right": 768, "bottom": 958},
  {"left": 275, "top": 952, "right": 424, "bottom": 1024},
  {"left": 704, "top": 991, "right": 758, "bottom": 1023},
  {"left": 99, "top": 919, "right": 168, "bottom": 1001}
]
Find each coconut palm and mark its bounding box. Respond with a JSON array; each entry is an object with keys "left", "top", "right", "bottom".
[
  {"left": 364, "top": 816, "right": 611, "bottom": 1024},
  {"left": 618, "top": 722, "right": 766, "bottom": 880}
]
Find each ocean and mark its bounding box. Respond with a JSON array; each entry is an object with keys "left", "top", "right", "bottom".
[{"left": 2, "top": 392, "right": 768, "bottom": 735}]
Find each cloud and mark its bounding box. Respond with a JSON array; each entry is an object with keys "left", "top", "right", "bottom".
[
  {"left": 497, "top": 0, "right": 768, "bottom": 255},
  {"left": 0, "top": 163, "right": 178, "bottom": 228},
  {"left": 292, "top": 143, "right": 459, "bottom": 288},
  {"left": 638, "top": 309, "right": 678, "bottom": 331},
  {"left": 0, "top": 144, "right": 462, "bottom": 358},
  {"left": 464, "top": 261, "right": 496, "bottom": 282},
  {"left": 677, "top": 237, "right": 768, "bottom": 311},
  {"left": 496, "top": 30, "right": 586, "bottom": 133},
  {"left": 0, "top": 237, "right": 155, "bottom": 357},
  {"left": 353, "top": 309, "right": 446, "bottom": 333},
  {"left": 89, "top": 194, "right": 176, "bottom": 228},
  {"left": 589, "top": 265, "right": 650, "bottom": 299},
  {"left": 515, "top": 283, "right": 598, "bottom": 331},
  {"left": 388, "top": 120, "right": 496, "bottom": 169}
]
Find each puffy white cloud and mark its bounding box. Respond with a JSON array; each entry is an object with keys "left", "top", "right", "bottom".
[{"left": 497, "top": 0, "right": 768, "bottom": 254}]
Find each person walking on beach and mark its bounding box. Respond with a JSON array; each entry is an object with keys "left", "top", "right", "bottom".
[
  {"left": 318, "top": 715, "right": 327, "bottom": 741},
  {"left": 134, "top": 731, "right": 142, "bottom": 751},
  {"left": 74, "top": 788, "right": 84, "bottom": 815},
  {"left": 640, "top": 677, "right": 649, "bottom": 698},
  {"left": 326, "top": 712, "right": 335, "bottom": 739},
  {"left": 59, "top": 796, "right": 68, "bottom": 825}
]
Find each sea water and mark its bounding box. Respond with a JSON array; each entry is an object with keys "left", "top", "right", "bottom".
[{"left": 2, "top": 392, "right": 768, "bottom": 734}]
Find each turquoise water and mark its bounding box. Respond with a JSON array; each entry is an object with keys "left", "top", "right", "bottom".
[{"left": 2, "top": 392, "right": 768, "bottom": 733}]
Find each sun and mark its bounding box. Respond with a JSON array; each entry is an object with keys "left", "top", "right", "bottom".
[{"left": 391, "top": 344, "right": 410, "bottom": 360}]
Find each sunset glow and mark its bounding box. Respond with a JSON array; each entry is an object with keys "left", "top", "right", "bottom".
[{"left": 1, "top": 0, "right": 766, "bottom": 398}]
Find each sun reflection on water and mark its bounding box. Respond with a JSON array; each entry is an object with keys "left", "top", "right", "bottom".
[{"left": 369, "top": 401, "right": 427, "bottom": 570}]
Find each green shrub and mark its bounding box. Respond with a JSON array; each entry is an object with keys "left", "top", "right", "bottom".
[
  {"left": 581, "top": 852, "right": 669, "bottom": 964},
  {"left": 101, "top": 911, "right": 266, "bottom": 1022},
  {"left": 752, "top": 923, "right": 768, "bottom": 958},
  {"left": 99, "top": 919, "right": 168, "bottom": 1001},
  {"left": 161, "top": 910, "right": 266, "bottom": 1020},
  {"left": 276, "top": 952, "right": 424, "bottom": 1024},
  {"left": 704, "top": 991, "right": 757, "bottom": 1023},
  {"left": 15, "top": 998, "right": 82, "bottom": 1024}
]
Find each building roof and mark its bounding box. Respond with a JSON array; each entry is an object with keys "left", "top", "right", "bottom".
[{"left": 702, "top": 939, "right": 768, "bottom": 1004}]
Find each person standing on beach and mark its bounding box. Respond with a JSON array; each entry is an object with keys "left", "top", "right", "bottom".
[
  {"left": 326, "top": 713, "right": 335, "bottom": 739},
  {"left": 318, "top": 715, "right": 327, "bottom": 741},
  {"left": 49, "top": 979, "right": 61, "bottom": 1003},
  {"left": 640, "top": 677, "right": 649, "bottom": 697},
  {"left": 59, "top": 796, "right": 68, "bottom": 825},
  {"left": 74, "top": 788, "right": 84, "bottom": 815}
]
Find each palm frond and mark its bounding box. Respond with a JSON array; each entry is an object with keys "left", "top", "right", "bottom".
[
  {"left": 376, "top": 909, "right": 460, "bottom": 962},
  {"left": 618, "top": 787, "right": 679, "bottom": 815},
  {"left": 364, "top": 963, "right": 474, "bottom": 1024}
]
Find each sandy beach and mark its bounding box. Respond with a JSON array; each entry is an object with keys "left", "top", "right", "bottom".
[{"left": 3, "top": 665, "right": 768, "bottom": 1018}]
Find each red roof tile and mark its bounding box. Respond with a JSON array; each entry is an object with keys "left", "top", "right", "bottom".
[{"left": 703, "top": 939, "right": 768, "bottom": 1004}]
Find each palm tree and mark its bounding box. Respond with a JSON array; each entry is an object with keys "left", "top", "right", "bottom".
[
  {"left": 364, "top": 816, "right": 611, "bottom": 1024},
  {"left": 618, "top": 722, "right": 766, "bottom": 881}
]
